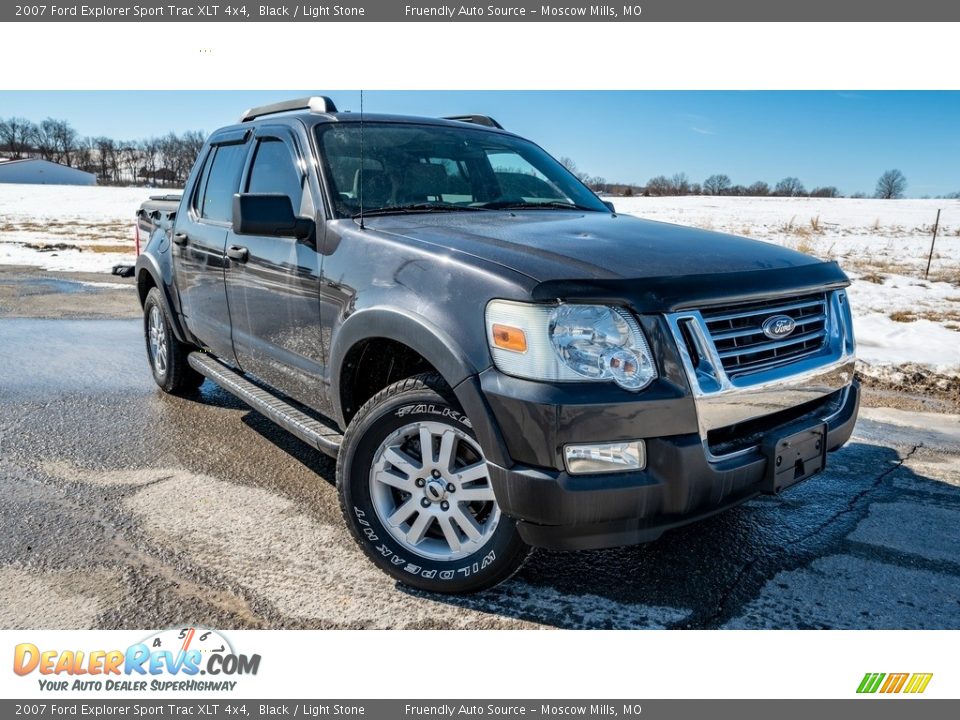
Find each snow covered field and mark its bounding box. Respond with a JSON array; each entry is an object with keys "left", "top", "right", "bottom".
[
  {"left": 614, "top": 196, "right": 960, "bottom": 380},
  {"left": 2, "top": 185, "right": 958, "bottom": 379},
  {"left": 0, "top": 184, "right": 157, "bottom": 273}
]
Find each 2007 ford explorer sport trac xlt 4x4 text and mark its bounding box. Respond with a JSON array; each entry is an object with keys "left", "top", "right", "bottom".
[{"left": 135, "top": 97, "right": 859, "bottom": 593}]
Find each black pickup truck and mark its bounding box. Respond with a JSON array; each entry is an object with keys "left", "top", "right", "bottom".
[{"left": 135, "top": 96, "right": 858, "bottom": 593}]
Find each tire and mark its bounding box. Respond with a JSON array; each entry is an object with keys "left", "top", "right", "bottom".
[
  {"left": 337, "top": 372, "right": 531, "bottom": 594},
  {"left": 143, "top": 287, "right": 204, "bottom": 394}
]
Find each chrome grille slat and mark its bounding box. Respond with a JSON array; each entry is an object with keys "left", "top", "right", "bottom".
[
  {"left": 709, "top": 313, "right": 827, "bottom": 341},
  {"left": 700, "top": 298, "right": 825, "bottom": 324},
  {"left": 716, "top": 328, "right": 827, "bottom": 359},
  {"left": 700, "top": 292, "right": 830, "bottom": 377}
]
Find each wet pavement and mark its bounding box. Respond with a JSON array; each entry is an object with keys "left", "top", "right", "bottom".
[{"left": 1, "top": 317, "right": 959, "bottom": 630}]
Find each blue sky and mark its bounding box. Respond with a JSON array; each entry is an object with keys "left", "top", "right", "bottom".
[{"left": 1, "top": 91, "right": 957, "bottom": 196}]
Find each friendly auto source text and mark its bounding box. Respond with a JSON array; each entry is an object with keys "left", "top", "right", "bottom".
[
  {"left": 404, "top": 706, "right": 623, "bottom": 716},
  {"left": 404, "top": 5, "right": 630, "bottom": 18}
]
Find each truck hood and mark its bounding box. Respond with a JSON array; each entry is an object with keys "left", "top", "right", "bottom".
[{"left": 366, "top": 210, "right": 821, "bottom": 283}]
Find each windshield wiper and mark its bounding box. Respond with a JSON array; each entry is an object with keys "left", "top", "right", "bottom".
[
  {"left": 352, "top": 202, "right": 485, "bottom": 218},
  {"left": 479, "top": 200, "right": 599, "bottom": 211}
]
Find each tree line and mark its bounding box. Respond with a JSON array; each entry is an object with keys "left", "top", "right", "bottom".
[
  {"left": 562, "top": 160, "right": 956, "bottom": 200},
  {"left": 0, "top": 116, "right": 204, "bottom": 186},
  {"left": 2, "top": 117, "right": 952, "bottom": 200}
]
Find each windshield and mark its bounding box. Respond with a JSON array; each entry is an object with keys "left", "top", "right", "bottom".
[{"left": 316, "top": 122, "right": 608, "bottom": 218}]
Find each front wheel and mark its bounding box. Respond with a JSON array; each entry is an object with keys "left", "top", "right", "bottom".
[{"left": 337, "top": 373, "right": 531, "bottom": 593}]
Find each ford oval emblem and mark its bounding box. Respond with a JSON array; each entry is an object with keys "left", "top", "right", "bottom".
[{"left": 762, "top": 314, "right": 797, "bottom": 340}]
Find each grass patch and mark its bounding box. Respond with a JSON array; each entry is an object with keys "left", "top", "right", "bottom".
[
  {"left": 888, "top": 308, "right": 960, "bottom": 328},
  {"left": 889, "top": 311, "right": 917, "bottom": 323}
]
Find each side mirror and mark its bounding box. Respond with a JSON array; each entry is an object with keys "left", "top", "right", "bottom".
[
  {"left": 233, "top": 193, "right": 316, "bottom": 242},
  {"left": 602, "top": 200, "right": 616, "bottom": 213}
]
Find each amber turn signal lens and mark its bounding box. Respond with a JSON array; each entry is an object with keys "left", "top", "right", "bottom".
[{"left": 491, "top": 324, "right": 527, "bottom": 353}]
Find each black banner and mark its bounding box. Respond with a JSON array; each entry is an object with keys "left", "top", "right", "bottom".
[
  {"left": 1, "top": 700, "right": 957, "bottom": 719},
  {"left": 3, "top": 0, "right": 958, "bottom": 22}
]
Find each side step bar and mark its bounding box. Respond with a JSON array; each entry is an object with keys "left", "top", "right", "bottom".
[{"left": 188, "top": 352, "right": 342, "bottom": 457}]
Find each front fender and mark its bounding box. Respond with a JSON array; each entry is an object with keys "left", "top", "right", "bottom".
[{"left": 329, "top": 307, "right": 512, "bottom": 467}]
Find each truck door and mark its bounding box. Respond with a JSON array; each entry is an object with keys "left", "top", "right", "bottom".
[
  {"left": 223, "top": 126, "right": 325, "bottom": 405},
  {"left": 174, "top": 132, "right": 250, "bottom": 362}
]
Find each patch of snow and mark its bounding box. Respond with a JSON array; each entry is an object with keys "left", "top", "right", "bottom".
[
  {"left": 0, "top": 241, "right": 132, "bottom": 274},
  {"left": 854, "top": 313, "right": 960, "bottom": 372}
]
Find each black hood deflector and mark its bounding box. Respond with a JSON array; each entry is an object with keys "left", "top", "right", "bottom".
[{"left": 531, "top": 261, "right": 850, "bottom": 313}]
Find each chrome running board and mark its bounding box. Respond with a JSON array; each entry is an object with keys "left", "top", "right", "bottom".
[{"left": 188, "top": 352, "right": 342, "bottom": 457}]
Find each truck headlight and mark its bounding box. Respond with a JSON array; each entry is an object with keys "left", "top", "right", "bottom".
[{"left": 485, "top": 300, "right": 657, "bottom": 391}]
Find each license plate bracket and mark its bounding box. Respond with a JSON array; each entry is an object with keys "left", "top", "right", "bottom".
[{"left": 760, "top": 422, "right": 827, "bottom": 494}]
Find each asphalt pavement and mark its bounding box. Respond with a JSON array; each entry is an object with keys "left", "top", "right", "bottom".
[{"left": 1, "top": 310, "right": 959, "bottom": 629}]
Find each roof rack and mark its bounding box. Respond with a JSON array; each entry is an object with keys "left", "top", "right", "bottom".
[
  {"left": 443, "top": 114, "right": 504, "bottom": 130},
  {"left": 240, "top": 96, "right": 338, "bottom": 123}
]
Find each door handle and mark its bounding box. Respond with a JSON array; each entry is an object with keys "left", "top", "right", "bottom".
[
  {"left": 172, "top": 232, "right": 189, "bottom": 246},
  {"left": 227, "top": 245, "right": 249, "bottom": 263}
]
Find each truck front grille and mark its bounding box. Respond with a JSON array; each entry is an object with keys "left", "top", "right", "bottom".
[{"left": 700, "top": 292, "right": 829, "bottom": 377}]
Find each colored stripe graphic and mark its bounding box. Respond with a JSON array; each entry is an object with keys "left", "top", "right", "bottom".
[
  {"left": 880, "top": 673, "right": 909, "bottom": 693},
  {"left": 857, "top": 672, "right": 932, "bottom": 694},
  {"left": 857, "top": 673, "right": 885, "bottom": 693},
  {"left": 904, "top": 673, "right": 933, "bottom": 694}
]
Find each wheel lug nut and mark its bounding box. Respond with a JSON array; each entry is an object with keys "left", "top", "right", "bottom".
[
  {"left": 415, "top": 478, "right": 425, "bottom": 488},
  {"left": 431, "top": 469, "right": 441, "bottom": 479},
  {"left": 421, "top": 498, "right": 431, "bottom": 508},
  {"left": 446, "top": 483, "right": 456, "bottom": 493},
  {"left": 440, "top": 501, "right": 450, "bottom": 511}
]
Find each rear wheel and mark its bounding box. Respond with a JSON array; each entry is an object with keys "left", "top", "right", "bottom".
[
  {"left": 143, "top": 287, "right": 204, "bottom": 394},
  {"left": 337, "top": 373, "right": 531, "bottom": 593}
]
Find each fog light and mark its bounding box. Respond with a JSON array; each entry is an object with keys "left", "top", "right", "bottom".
[{"left": 564, "top": 440, "right": 646, "bottom": 475}]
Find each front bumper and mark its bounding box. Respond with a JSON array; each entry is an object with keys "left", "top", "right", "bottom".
[
  {"left": 464, "top": 289, "right": 859, "bottom": 551},
  {"left": 488, "top": 379, "right": 859, "bottom": 551}
]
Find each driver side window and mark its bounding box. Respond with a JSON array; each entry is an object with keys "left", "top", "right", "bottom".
[{"left": 247, "top": 138, "right": 303, "bottom": 210}]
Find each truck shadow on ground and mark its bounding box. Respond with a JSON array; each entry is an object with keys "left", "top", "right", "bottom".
[
  {"left": 182, "top": 385, "right": 960, "bottom": 630},
  {"left": 417, "top": 441, "right": 960, "bottom": 630}
]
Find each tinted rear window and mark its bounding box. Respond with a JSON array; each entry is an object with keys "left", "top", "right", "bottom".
[{"left": 200, "top": 143, "right": 247, "bottom": 223}]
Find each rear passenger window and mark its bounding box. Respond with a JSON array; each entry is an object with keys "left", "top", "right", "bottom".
[
  {"left": 200, "top": 143, "right": 247, "bottom": 223},
  {"left": 247, "top": 138, "right": 303, "bottom": 209}
]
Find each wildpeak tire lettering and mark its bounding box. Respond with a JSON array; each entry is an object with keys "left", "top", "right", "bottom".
[{"left": 353, "top": 507, "right": 496, "bottom": 579}]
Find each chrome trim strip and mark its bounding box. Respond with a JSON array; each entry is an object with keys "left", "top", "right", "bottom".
[
  {"left": 702, "top": 385, "right": 851, "bottom": 462},
  {"left": 700, "top": 297, "right": 825, "bottom": 323}
]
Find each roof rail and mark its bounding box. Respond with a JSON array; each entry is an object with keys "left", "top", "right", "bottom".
[
  {"left": 240, "top": 96, "right": 338, "bottom": 123},
  {"left": 443, "top": 114, "right": 504, "bottom": 130}
]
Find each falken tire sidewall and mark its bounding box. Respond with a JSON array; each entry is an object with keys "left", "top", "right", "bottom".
[{"left": 337, "top": 376, "right": 529, "bottom": 594}]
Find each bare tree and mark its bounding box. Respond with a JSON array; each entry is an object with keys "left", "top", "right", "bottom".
[
  {"left": 645, "top": 175, "right": 672, "bottom": 196},
  {"left": 747, "top": 181, "right": 770, "bottom": 196},
  {"left": 31, "top": 119, "right": 59, "bottom": 161},
  {"left": 875, "top": 169, "right": 907, "bottom": 199},
  {"left": 670, "top": 172, "right": 690, "bottom": 195},
  {"left": 558, "top": 156, "right": 579, "bottom": 175},
  {"left": 810, "top": 186, "right": 840, "bottom": 198},
  {"left": 703, "top": 174, "right": 732, "bottom": 196},
  {"left": 42, "top": 118, "right": 79, "bottom": 165},
  {"left": 774, "top": 177, "right": 806, "bottom": 197},
  {"left": 0, "top": 117, "right": 36, "bottom": 158}
]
